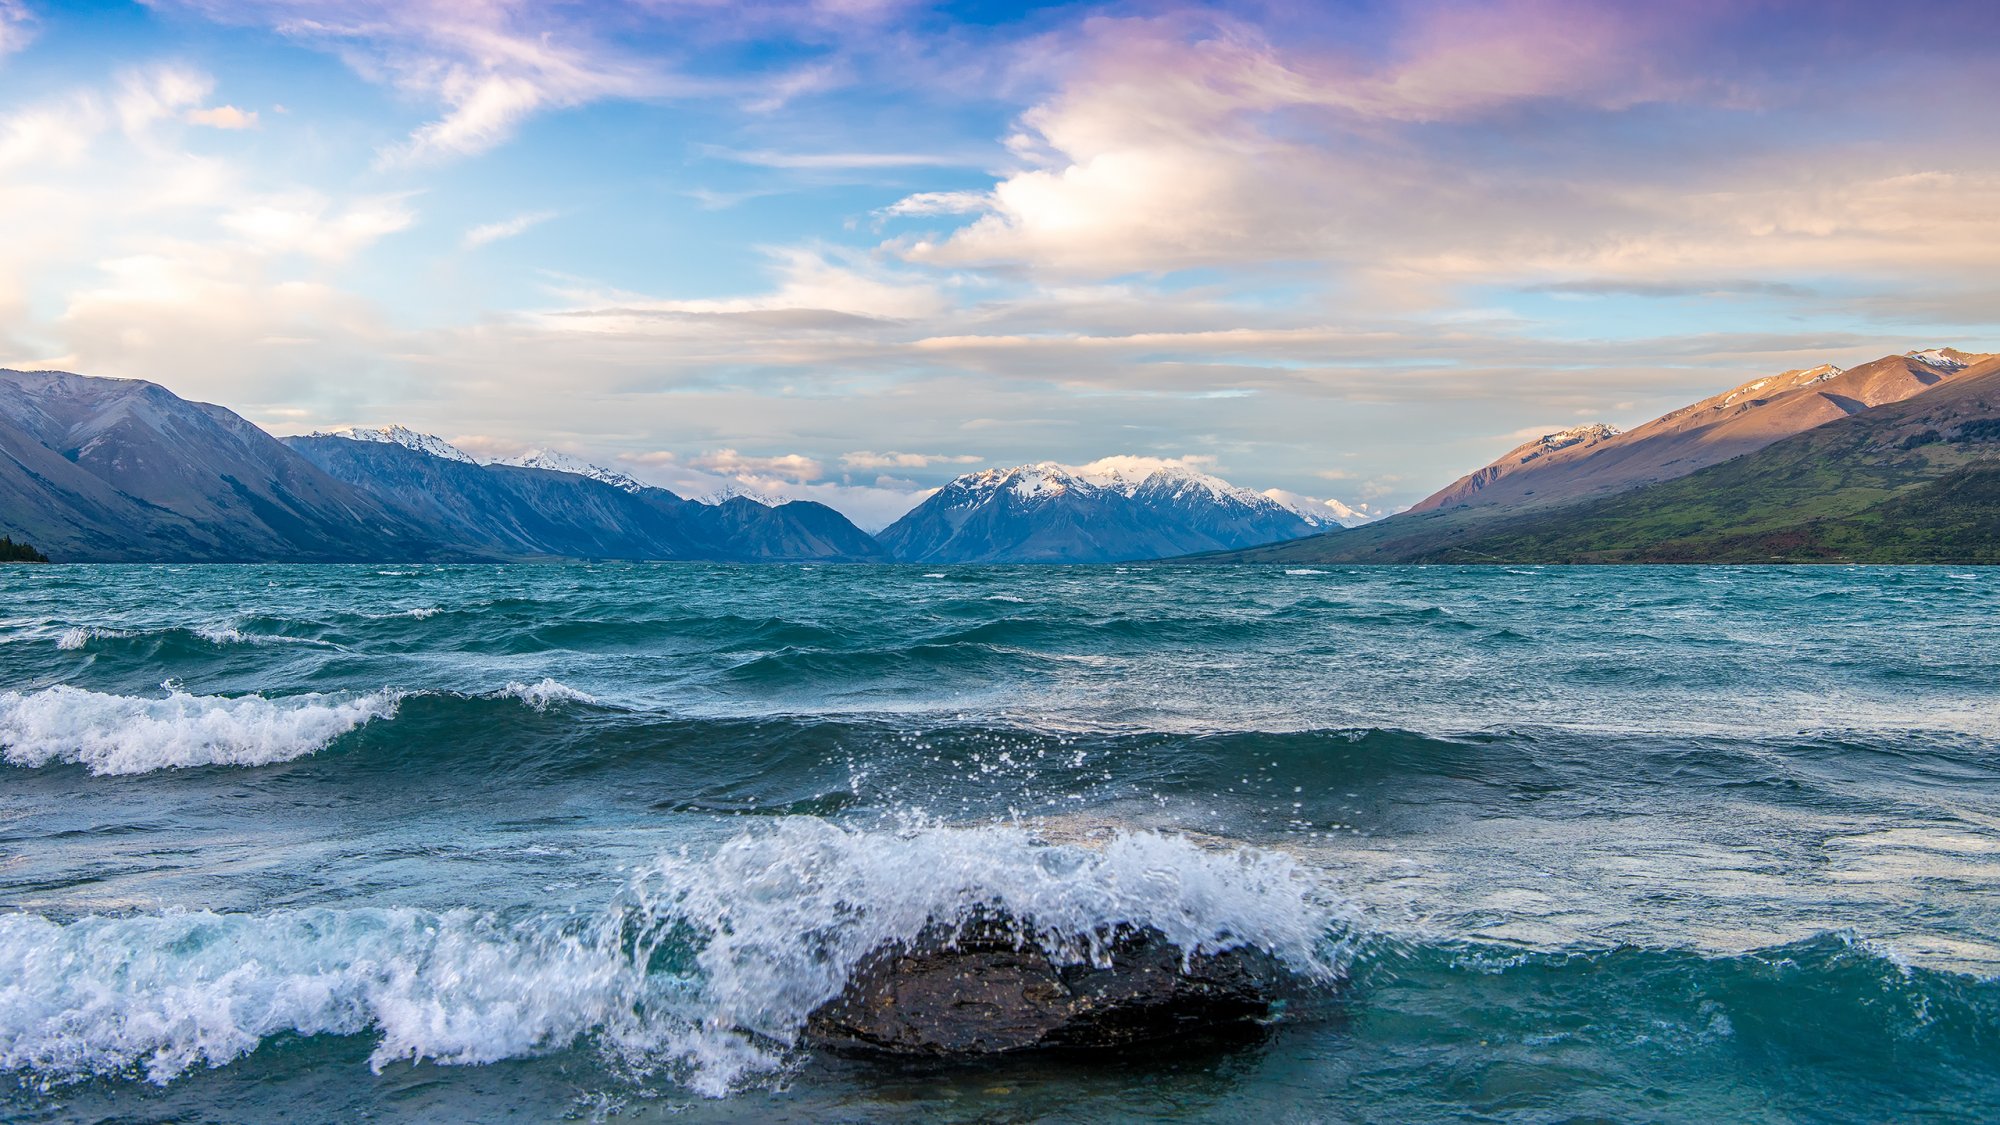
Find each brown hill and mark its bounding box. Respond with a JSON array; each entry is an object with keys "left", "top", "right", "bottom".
[
  {"left": 1199, "top": 359, "right": 2000, "bottom": 565},
  {"left": 1412, "top": 349, "right": 1998, "bottom": 513}
]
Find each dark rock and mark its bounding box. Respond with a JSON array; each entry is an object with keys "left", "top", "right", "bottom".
[{"left": 804, "top": 912, "right": 1287, "bottom": 1057}]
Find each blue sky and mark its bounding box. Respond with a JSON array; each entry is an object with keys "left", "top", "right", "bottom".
[{"left": 1, "top": 0, "right": 1996, "bottom": 525}]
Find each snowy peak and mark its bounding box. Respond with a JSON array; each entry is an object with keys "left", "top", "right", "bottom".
[
  {"left": 879, "top": 456, "right": 1369, "bottom": 562},
  {"left": 700, "top": 483, "right": 790, "bottom": 507},
  {"left": 1260, "top": 488, "right": 1374, "bottom": 529},
  {"left": 939, "top": 458, "right": 1314, "bottom": 513},
  {"left": 1533, "top": 424, "right": 1622, "bottom": 454},
  {"left": 310, "top": 425, "right": 475, "bottom": 464},
  {"left": 498, "top": 448, "right": 645, "bottom": 493},
  {"left": 1908, "top": 347, "right": 1971, "bottom": 372}
]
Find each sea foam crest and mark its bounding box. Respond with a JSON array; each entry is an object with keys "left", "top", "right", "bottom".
[
  {"left": 56, "top": 627, "right": 128, "bottom": 650},
  {"left": 498, "top": 678, "right": 596, "bottom": 710},
  {"left": 0, "top": 820, "right": 1348, "bottom": 1097},
  {"left": 0, "top": 685, "right": 402, "bottom": 775},
  {"left": 622, "top": 818, "right": 1350, "bottom": 1093}
]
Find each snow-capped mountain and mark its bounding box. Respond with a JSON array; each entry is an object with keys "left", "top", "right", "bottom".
[
  {"left": 699, "top": 483, "right": 791, "bottom": 507},
  {"left": 284, "top": 431, "right": 885, "bottom": 561},
  {"left": 1909, "top": 348, "right": 1971, "bottom": 372},
  {"left": 307, "top": 425, "right": 476, "bottom": 464},
  {"left": 1258, "top": 489, "right": 1375, "bottom": 529},
  {"left": 876, "top": 458, "right": 1351, "bottom": 563},
  {"left": 496, "top": 448, "right": 645, "bottom": 493}
]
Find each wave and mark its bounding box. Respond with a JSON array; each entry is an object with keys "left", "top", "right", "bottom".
[
  {"left": 0, "top": 821, "right": 1344, "bottom": 1097},
  {"left": 56, "top": 626, "right": 131, "bottom": 650},
  {"left": 46, "top": 623, "right": 335, "bottom": 654},
  {"left": 498, "top": 678, "right": 597, "bottom": 710},
  {"left": 0, "top": 685, "right": 403, "bottom": 775}
]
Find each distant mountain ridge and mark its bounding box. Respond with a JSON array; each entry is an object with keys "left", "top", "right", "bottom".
[
  {"left": 494, "top": 449, "right": 646, "bottom": 493},
  {"left": 0, "top": 368, "right": 889, "bottom": 562},
  {"left": 287, "top": 430, "right": 887, "bottom": 562},
  {"left": 877, "top": 459, "right": 1358, "bottom": 563}
]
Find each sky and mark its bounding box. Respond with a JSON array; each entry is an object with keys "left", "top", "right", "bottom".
[{"left": 1, "top": 0, "right": 1997, "bottom": 527}]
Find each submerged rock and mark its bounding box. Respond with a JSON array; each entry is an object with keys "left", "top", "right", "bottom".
[{"left": 804, "top": 912, "right": 1288, "bottom": 1056}]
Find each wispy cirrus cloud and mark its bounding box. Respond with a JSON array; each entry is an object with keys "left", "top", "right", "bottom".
[
  {"left": 462, "top": 209, "right": 556, "bottom": 249},
  {"left": 0, "top": 0, "right": 35, "bottom": 61},
  {"left": 186, "top": 104, "right": 258, "bottom": 129}
]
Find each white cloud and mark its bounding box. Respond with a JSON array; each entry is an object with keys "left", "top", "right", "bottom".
[
  {"left": 0, "top": 0, "right": 35, "bottom": 61},
  {"left": 543, "top": 245, "right": 949, "bottom": 328},
  {"left": 840, "top": 450, "right": 982, "bottom": 470},
  {"left": 186, "top": 105, "right": 258, "bottom": 129},
  {"left": 463, "top": 209, "right": 556, "bottom": 249},
  {"left": 876, "top": 190, "right": 991, "bottom": 218},
  {"left": 689, "top": 448, "right": 825, "bottom": 483},
  {"left": 114, "top": 64, "right": 213, "bottom": 137},
  {"left": 220, "top": 192, "right": 415, "bottom": 261}
]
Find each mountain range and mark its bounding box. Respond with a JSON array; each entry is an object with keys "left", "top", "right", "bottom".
[
  {"left": 11, "top": 347, "right": 1997, "bottom": 566},
  {"left": 0, "top": 368, "right": 1344, "bottom": 563},
  {"left": 1206, "top": 348, "right": 2000, "bottom": 565},
  {"left": 878, "top": 460, "right": 1360, "bottom": 563}
]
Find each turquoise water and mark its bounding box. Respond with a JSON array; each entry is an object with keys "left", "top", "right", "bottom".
[{"left": 1, "top": 564, "right": 1997, "bottom": 1122}]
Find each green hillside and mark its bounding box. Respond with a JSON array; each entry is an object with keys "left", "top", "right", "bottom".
[{"left": 1202, "top": 366, "right": 2000, "bottom": 565}]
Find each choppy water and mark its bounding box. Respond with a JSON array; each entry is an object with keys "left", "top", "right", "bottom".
[{"left": 1, "top": 563, "right": 1997, "bottom": 1122}]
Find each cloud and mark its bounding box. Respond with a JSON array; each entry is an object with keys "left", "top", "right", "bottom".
[
  {"left": 220, "top": 192, "right": 415, "bottom": 260},
  {"left": 840, "top": 450, "right": 982, "bottom": 470},
  {"left": 1071, "top": 453, "right": 1218, "bottom": 478},
  {"left": 0, "top": 0, "right": 34, "bottom": 60},
  {"left": 876, "top": 190, "right": 991, "bottom": 218},
  {"left": 542, "top": 245, "right": 948, "bottom": 327},
  {"left": 160, "top": 0, "right": 672, "bottom": 164},
  {"left": 689, "top": 448, "right": 825, "bottom": 483},
  {"left": 463, "top": 209, "right": 556, "bottom": 249},
  {"left": 897, "top": 8, "right": 1660, "bottom": 274},
  {"left": 186, "top": 104, "right": 258, "bottom": 129}
]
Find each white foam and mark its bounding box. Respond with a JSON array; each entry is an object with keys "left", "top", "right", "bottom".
[
  {"left": 1284, "top": 569, "right": 1326, "bottom": 576},
  {"left": 0, "top": 821, "right": 1349, "bottom": 1096},
  {"left": 623, "top": 819, "right": 1349, "bottom": 1094},
  {"left": 55, "top": 627, "right": 128, "bottom": 650},
  {"left": 498, "top": 679, "right": 597, "bottom": 711},
  {"left": 193, "top": 624, "right": 330, "bottom": 646},
  {"left": 0, "top": 685, "right": 402, "bottom": 775}
]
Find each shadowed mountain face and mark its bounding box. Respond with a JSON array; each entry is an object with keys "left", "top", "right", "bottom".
[
  {"left": 1413, "top": 350, "right": 1998, "bottom": 514},
  {"left": 1209, "top": 361, "right": 2000, "bottom": 565},
  {"left": 0, "top": 368, "right": 886, "bottom": 563},
  {"left": 284, "top": 436, "right": 886, "bottom": 562},
  {"left": 695, "top": 496, "right": 889, "bottom": 561},
  {"left": 0, "top": 370, "right": 439, "bottom": 562},
  {"left": 878, "top": 463, "right": 1323, "bottom": 563}
]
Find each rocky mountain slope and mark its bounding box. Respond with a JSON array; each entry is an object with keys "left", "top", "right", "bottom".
[
  {"left": 1211, "top": 357, "right": 2000, "bottom": 565},
  {"left": 0, "top": 370, "right": 440, "bottom": 561},
  {"left": 1413, "top": 349, "right": 1995, "bottom": 513},
  {"left": 287, "top": 431, "right": 886, "bottom": 561},
  {"left": 877, "top": 460, "right": 1341, "bottom": 563}
]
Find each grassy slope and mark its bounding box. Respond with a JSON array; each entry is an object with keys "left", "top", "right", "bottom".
[{"left": 1201, "top": 368, "right": 2000, "bottom": 565}]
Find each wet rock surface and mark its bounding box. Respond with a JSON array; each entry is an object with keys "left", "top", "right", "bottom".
[{"left": 804, "top": 913, "right": 1289, "bottom": 1057}]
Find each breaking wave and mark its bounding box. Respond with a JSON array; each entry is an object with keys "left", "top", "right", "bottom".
[
  {"left": 0, "top": 685, "right": 403, "bottom": 775},
  {"left": 0, "top": 821, "right": 1346, "bottom": 1097},
  {"left": 497, "top": 678, "right": 597, "bottom": 710}
]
